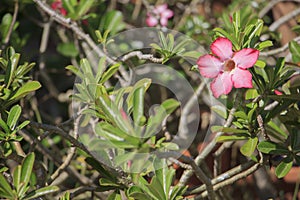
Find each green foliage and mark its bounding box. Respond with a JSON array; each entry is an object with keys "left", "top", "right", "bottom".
[
  {"left": 126, "top": 160, "right": 187, "bottom": 200},
  {"left": 150, "top": 32, "right": 193, "bottom": 63},
  {"left": 0, "top": 153, "right": 59, "bottom": 199},
  {"left": 0, "top": 105, "right": 29, "bottom": 156},
  {"left": 62, "top": 0, "right": 96, "bottom": 20},
  {"left": 99, "top": 10, "right": 126, "bottom": 36},
  {"left": 0, "top": 47, "right": 41, "bottom": 110},
  {"left": 70, "top": 57, "right": 180, "bottom": 173},
  {"left": 216, "top": 7, "right": 272, "bottom": 51}
]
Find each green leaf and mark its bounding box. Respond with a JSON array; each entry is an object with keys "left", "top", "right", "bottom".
[
  {"left": 133, "top": 87, "right": 145, "bottom": 125},
  {"left": 267, "top": 120, "right": 288, "bottom": 139},
  {"left": 65, "top": 65, "right": 82, "bottom": 78},
  {"left": 57, "top": 42, "right": 79, "bottom": 57},
  {"left": 257, "top": 141, "right": 290, "bottom": 154},
  {"left": 233, "top": 111, "right": 248, "bottom": 120},
  {"left": 100, "top": 63, "right": 120, "bottom": 84},
  {"left": 13, "top": 165, "right": 21, "bottom": 193},
  {"left": 127, "top": 186, "right": 153, "bottom": 200},
  {"left": 255, "top": 60, "right": 266, "bottom": 68},
  {"left": 274, "top": 57, "right": 285, "bottom": 76},
  {"left": 216, "top": 133, "right": 249, "bottom": 142},
  {"left": 23, "top": 185, "right": 59, "bottom": 200},
  {"left": 7, "top": 105, "right": 21, "bottom": 130},
  {"left": 76, "top": 0, "right": 94, "bottom": 18},
  {"left": 99, "top": 178, "right": 120, "bottom": 187},
  {"left": 16, "top": 62, "right": 35, "bottom": 77},
  {"left": 289, "top": 41, "right": 300, "bottom": 63},
  {"left": 211, "top": 105, "right": 227, "bottom": 119},
  {"left": 257, "top": 40, "right": 273, "bottom": 51},
  {"left": 11, "top": 81, "right": 41, "bottom": 100},
  {"left": 211, "top": 126, "right": 249, "bottom": 133},
  {"left": 180, "top": 51, "right": 202, "bottom": 59},
  {"left": 240, "top": 137, "right": 258, "bottom": 157},
  {"left": 5, "top": 53, "right": 20, "bottom": 88},
  {"left": 61, "top": 0, "right": 75, "bottom": 14},
  {"left": 0, "top": 14, "right": 13, "bottom": 42},
  {"left": 275, "top": 156, "right": 293, "bottom": 178},
  {"left": 0, "top": 118, "right": 10, "bottom": 134},
  {"left": 161, "top": 98, "right": 180, "bottom": 115},
  {"left": 245, "top": 89, "right": 259, "bottom": 100},
  {"left": 96, "top": 57, "right": 107, "bottom": 83},
  {"left": 107, "top": 192, "right": 122, "bottom": 200},
  {"left": 99, "top": 10, "right": 125, "bottom": 35},
  {"left": 20, "top": 153, "right": 35, "bottom": 190},
  {"left": 0, "top": 173, "right": 15, "bottom": 198}
]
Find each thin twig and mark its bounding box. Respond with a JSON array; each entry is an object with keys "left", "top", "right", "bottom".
[
  {"left": 157, "top": 151, "right": 216, "bottom": 199},
  {"left": 179, "top": 94, "right": 240, "bottom": 186},
  {"left": 188, "top": 160, "right": 260, "bottom": 195},
  {"left": 47, "top": 115, "right": 80, "bottom": 184},
  {"left": 195, "top": 161, "right": 262, "bottom": 199},
  {"left": 260, "top": 36, "right": 300, "bottom": 56},
  {"left": 70, "top": 186, "right": 104, "bottom": 199},
  {"left": 257, "top": 114, "right": 269, "bottom": 140},
  {"left": 120, "top": 51, "right": 164, "bottom": 63},
  {"left": 177, "top": 81, "right": 206, "bottom": 141},
  {"left": 33, "top": 0, "right": 129, "bottom": 82},
  {"left": 168, "top": 157, "right": 192, "bottom": 170},
  {"left": 259, "top": 0, "right": 300, "bottom": 18},
  {"left": 174, "top": 0, "right": 203, "bottom": 30},
  {"left": 19, "top": 129, "right": 93, "bottom": 185},
  {"left": 269, "top": 7, "right": 300, "bottom": 32}
]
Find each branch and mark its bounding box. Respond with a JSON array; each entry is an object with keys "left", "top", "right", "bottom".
[
  {"left": 188, "top": 160, "right": 261, "bottom": 195},
  {"left": 157, "top": 151, "right": 216, "bottom": 199},
  {"left": 119, "top": 51, "right": 164, "bottom": 63},
  {"left": 32, "top": 0, "right": 129, "bottom": 82},
  {"left": 195, "top": 161, "right": 262, "bottom": 199},
  {"left": 179, "top": 95, "right": 239, "bottom": 186},
  {"left": 259, "top": 0, "right": 300, "bottom": 18},
  {"left": 47, "top": 115, "right": 80, "bottom": 184},
  {"left": 260, "top": 36, "right": 300, "bottom": 56},
  {"left": 177, "top": 81, "right": 206, "bottom": 141},
  {"left": 269, "top": 7, "right": 300, "bottom": 32},
  {"left": 19, "top": 129, "right": 93, "bottom": 185}
]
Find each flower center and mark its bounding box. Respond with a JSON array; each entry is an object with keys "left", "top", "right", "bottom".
[{"left": 224, "top": 59, "right": 235, "bottom": 72}]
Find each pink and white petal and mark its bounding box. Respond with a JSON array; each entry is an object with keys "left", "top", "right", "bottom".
[
  {"left": 232, "top": 48, "right": 259, "bottom": 69},
  {"left": 160, "top": 17, "right": 168, "bottom": 26},
  {"left": 210, "top": 72, "right": 233, "bottom": 98},
  {"left": 210, "top": 37, "right": 233, "bottom": 61},
  {"left": 161, "top": 9, "right": 174, "bottom": 18},
  {"left": 154, "top": 4, "right": 168, "bottom": 14},
  {"left": 232, "top": 67, "right": 253, "bottom": 88},
  {"left": 197, "top": 54, "right": 223, "bottom": 78},
  {"left": 146, "top": 15, "right": 158, "bottom": 27}
]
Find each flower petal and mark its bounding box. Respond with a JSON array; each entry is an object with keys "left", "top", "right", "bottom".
[
  {"left": 154, "top": 4, "right": 168, "bottom": 14},
  {"left": 197, "top": 55, "right": 223, "bottom": 78},
  {"left": 160, "top": 17, "right": 168, "bottom": 26},
  {"left": 232, "top": 48, "right": 259, "bottom": 69},
  {"left": 211, "top": 72, "right": 233, "bottom": 98},
  {"left": 232, "top": 67, "right": 253, "bottom": 88},
  {"left": 146, "top": 15, "right": 158, "bottom": 27},
  {"left": 210, "top": 37, "right": 233, "bottom": 61},
  {"left": 161, "top": 9, "right": 173, "bottom": 18}
]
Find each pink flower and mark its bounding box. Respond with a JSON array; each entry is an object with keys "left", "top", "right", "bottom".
[
  {"left": 146, "top": 4, "right": 173, "bottom": 27},
  {"left": 51, "top": 0, "right": 67, "bottom": 16},
  {"left": 197, "top": 37, "right": 259, "bottom": 98},
  {"left": 274, "top": 90, "right": 283, "bottom": 95}
]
